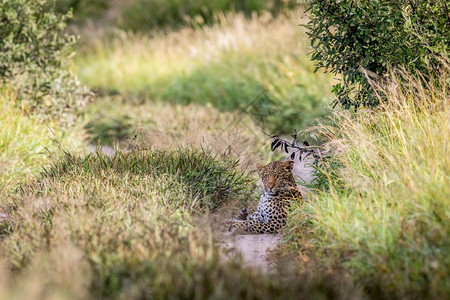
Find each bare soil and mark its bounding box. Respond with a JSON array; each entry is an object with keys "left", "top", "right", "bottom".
[{"left": 219, "top": 232, "right": 281, "bottom": 273}]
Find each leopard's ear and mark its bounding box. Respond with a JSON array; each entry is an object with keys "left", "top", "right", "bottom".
[
  {"left": 256, "top": 163, "right": 265, "bottom": 174},
  {"left": 283, "top": 160, "right": 294, "bottom": 172}
]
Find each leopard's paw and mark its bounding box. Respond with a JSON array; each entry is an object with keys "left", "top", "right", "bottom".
[
  {"left": 237, "top": 208, "right": 248, "bottom": 220},
  {"left": 223, "top": 219, "right": 234, "bottom": 231}
]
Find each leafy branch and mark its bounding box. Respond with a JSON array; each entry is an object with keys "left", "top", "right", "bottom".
[{"left": 263, "top": 130, "right": 328, "bottom": 165}]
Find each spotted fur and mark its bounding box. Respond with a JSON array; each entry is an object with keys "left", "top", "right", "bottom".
[{"left": 226, "top": 160, "right": 302, "bottom": 233}]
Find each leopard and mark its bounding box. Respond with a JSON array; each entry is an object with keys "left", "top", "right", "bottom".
[{"left": 225, "top": 160, "right": 303, "bottom": 234}]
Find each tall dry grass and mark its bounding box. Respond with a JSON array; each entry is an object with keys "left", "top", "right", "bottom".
[{"left": 287, "top": 61, "right": 449, "bottom": 297}]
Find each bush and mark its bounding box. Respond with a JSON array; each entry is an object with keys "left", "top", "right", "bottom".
[
  {"left": 302, "top": 0, "right": 449, "bottom": 109},
  {"left": 54, "top": 0, "right": 110, "bottom": 22},
  {"left": 0, "top": 0, "right": 90, "bottom": 123}
]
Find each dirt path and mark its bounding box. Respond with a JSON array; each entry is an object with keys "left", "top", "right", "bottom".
[
  {"left": 219, "top": 151, "right": 316, "bottom": 272},
  {"left": 219, "top": 232, "right": 281, "bottom": 273}
]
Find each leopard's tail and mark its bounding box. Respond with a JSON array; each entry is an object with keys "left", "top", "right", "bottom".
[{"left": 225, "top": 218, "right": 281, "bottom": 234}]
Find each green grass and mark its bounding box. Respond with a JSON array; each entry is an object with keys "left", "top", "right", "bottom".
[
  {"left": 0, "top": 88, "right": 82, "bottom": 197},
  {"left": 286, "top": 64, "right": 450, "bottom": 298},
  {"left": 72, "top": 11, "right": 335, "bottom": 133},
  {"left": 42, "top": 149, "right": 256, "bottom": 212}
]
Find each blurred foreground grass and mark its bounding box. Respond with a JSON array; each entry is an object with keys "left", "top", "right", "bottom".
[{"left": 72, "top": 11, "right": 335, "bottom": 133}]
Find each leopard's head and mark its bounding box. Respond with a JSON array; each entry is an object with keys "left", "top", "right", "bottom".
[{"left": 257, "top": 160, "right": 296, "bottom": 194}]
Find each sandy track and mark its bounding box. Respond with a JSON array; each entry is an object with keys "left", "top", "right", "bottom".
[{"left": 220, "top": 232, "right": 281, "bottom": 273}]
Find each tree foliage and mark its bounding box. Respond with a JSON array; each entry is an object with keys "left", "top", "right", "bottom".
[
  {"left": 302, "top": 0, "right": 450, "bottom": 109},
  {"left": 0, "top": 0, "right": 89, "bottom": 123}
]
